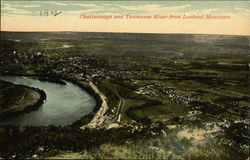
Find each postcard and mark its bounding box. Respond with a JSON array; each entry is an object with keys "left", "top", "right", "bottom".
[{"left": 0, "top": 0, "right": 249, "bottom": 159}]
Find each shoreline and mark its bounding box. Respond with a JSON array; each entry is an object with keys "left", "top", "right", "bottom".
[
  {"left": 0, "top": 80, "right": 47, "bottom": 121},
  {"left": 80, "top": 81, "right": 109, "bottom": 129},
  {"left": 68, "top": 80, "right": 105, "bottom": 128},
  {"left": 0, "top": 73, "right": 106, "bottom": 128}
]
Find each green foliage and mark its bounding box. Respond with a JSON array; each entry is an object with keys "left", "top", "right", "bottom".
[{"left": 224, "top": 122, "right": 250, "bottom": 146}]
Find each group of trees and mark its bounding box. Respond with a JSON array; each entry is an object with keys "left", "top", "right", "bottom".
[{"left": 0, "top": 123, "right": 164, "bottom": 158}]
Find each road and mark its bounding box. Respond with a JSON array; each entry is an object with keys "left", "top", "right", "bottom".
[{"left": 111, "top": 93, "right": 124, "bottom": 123}]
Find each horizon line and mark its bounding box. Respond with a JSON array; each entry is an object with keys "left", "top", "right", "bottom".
[{"left": 1, "top": 30, "right": 249, "bottom": 37}]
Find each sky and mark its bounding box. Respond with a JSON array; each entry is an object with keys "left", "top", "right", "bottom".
[{"left": 1, "top": 1, "right": 250, "bottom": 35}]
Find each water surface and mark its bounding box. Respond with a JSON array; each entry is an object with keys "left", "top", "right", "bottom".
[{"left": 0, "top": 76, "right": 96, "bottom": 126}]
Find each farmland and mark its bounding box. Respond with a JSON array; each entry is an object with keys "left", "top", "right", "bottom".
[{"left": 0, "top": 32, "right": 249, "bottom": 159}]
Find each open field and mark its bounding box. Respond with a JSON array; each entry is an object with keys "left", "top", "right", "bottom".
[{"left": 0, "top": 32, "right": 249, "bottom": 159}]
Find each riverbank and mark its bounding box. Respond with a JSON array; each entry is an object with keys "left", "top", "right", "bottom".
[
  {"left": 80, "top": 81, "right": 109, "bottom": 129},
  {"left": 0, "top": 75, "right": 96, "bottom": 126},
  {"left": 68, "top": 80, "right": 104, "bottom": 128},
  {"left": 0, "top": 74, "right": 103, "bottom": 127},
  {"left": 0, "top": 80, "right": 46, "bottom": 121}
]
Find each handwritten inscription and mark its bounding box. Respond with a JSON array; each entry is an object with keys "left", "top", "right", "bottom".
[{"left": 40, "top": 10, "right": 62, "bottom": 17}]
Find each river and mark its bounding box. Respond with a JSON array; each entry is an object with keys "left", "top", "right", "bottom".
[{"left": 0, "top": 76, "right": 96, "bottom": 126}]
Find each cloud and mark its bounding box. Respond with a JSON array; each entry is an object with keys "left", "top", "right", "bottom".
[
  {"left": 69, "top": 3, "right": 119, "bottom": 14},
  {"left": 52, "top": 2, "right": 68, "bottom": 6},
  {"left": 234, "top": 8, "right": 250, "bottom": 18},
  {"left": 198, "top": 8, "right": 220, "bottom": 14},
  {"left": 42, "top": 1, "right": 68, "bottom": 6},
  {"left": 14, "top": 4, "right": 40, "bottom": 8},
  {"left": 235, "top": 8, "right": 250, "bottom": 13},
  {"left": 66, "top": 8, "right": 101, "bottom": 15},
  {"left": 116, "top": 4, "right": 191, "bottom": 12},
  {"left": 164, "top": 4, "right": 192, "bottom": 11},
  {"left": 181, "top": 8, "right": 221, "bottom": 16},
  {"left": 116, "top": 4, "right": 160, "bottom": 11},
  {"left": 2, "top": 3, "right": 32, "bottom": 15},
  {"left": 71, "top": 3, "right": 97, "bottom": 8},
  {"left": 103, "top": 3, "right": 113, "bottom": 6}
]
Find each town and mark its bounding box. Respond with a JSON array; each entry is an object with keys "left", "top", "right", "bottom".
[{"left": 0, "top": 32, "right": 249, "bottom": 159}]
